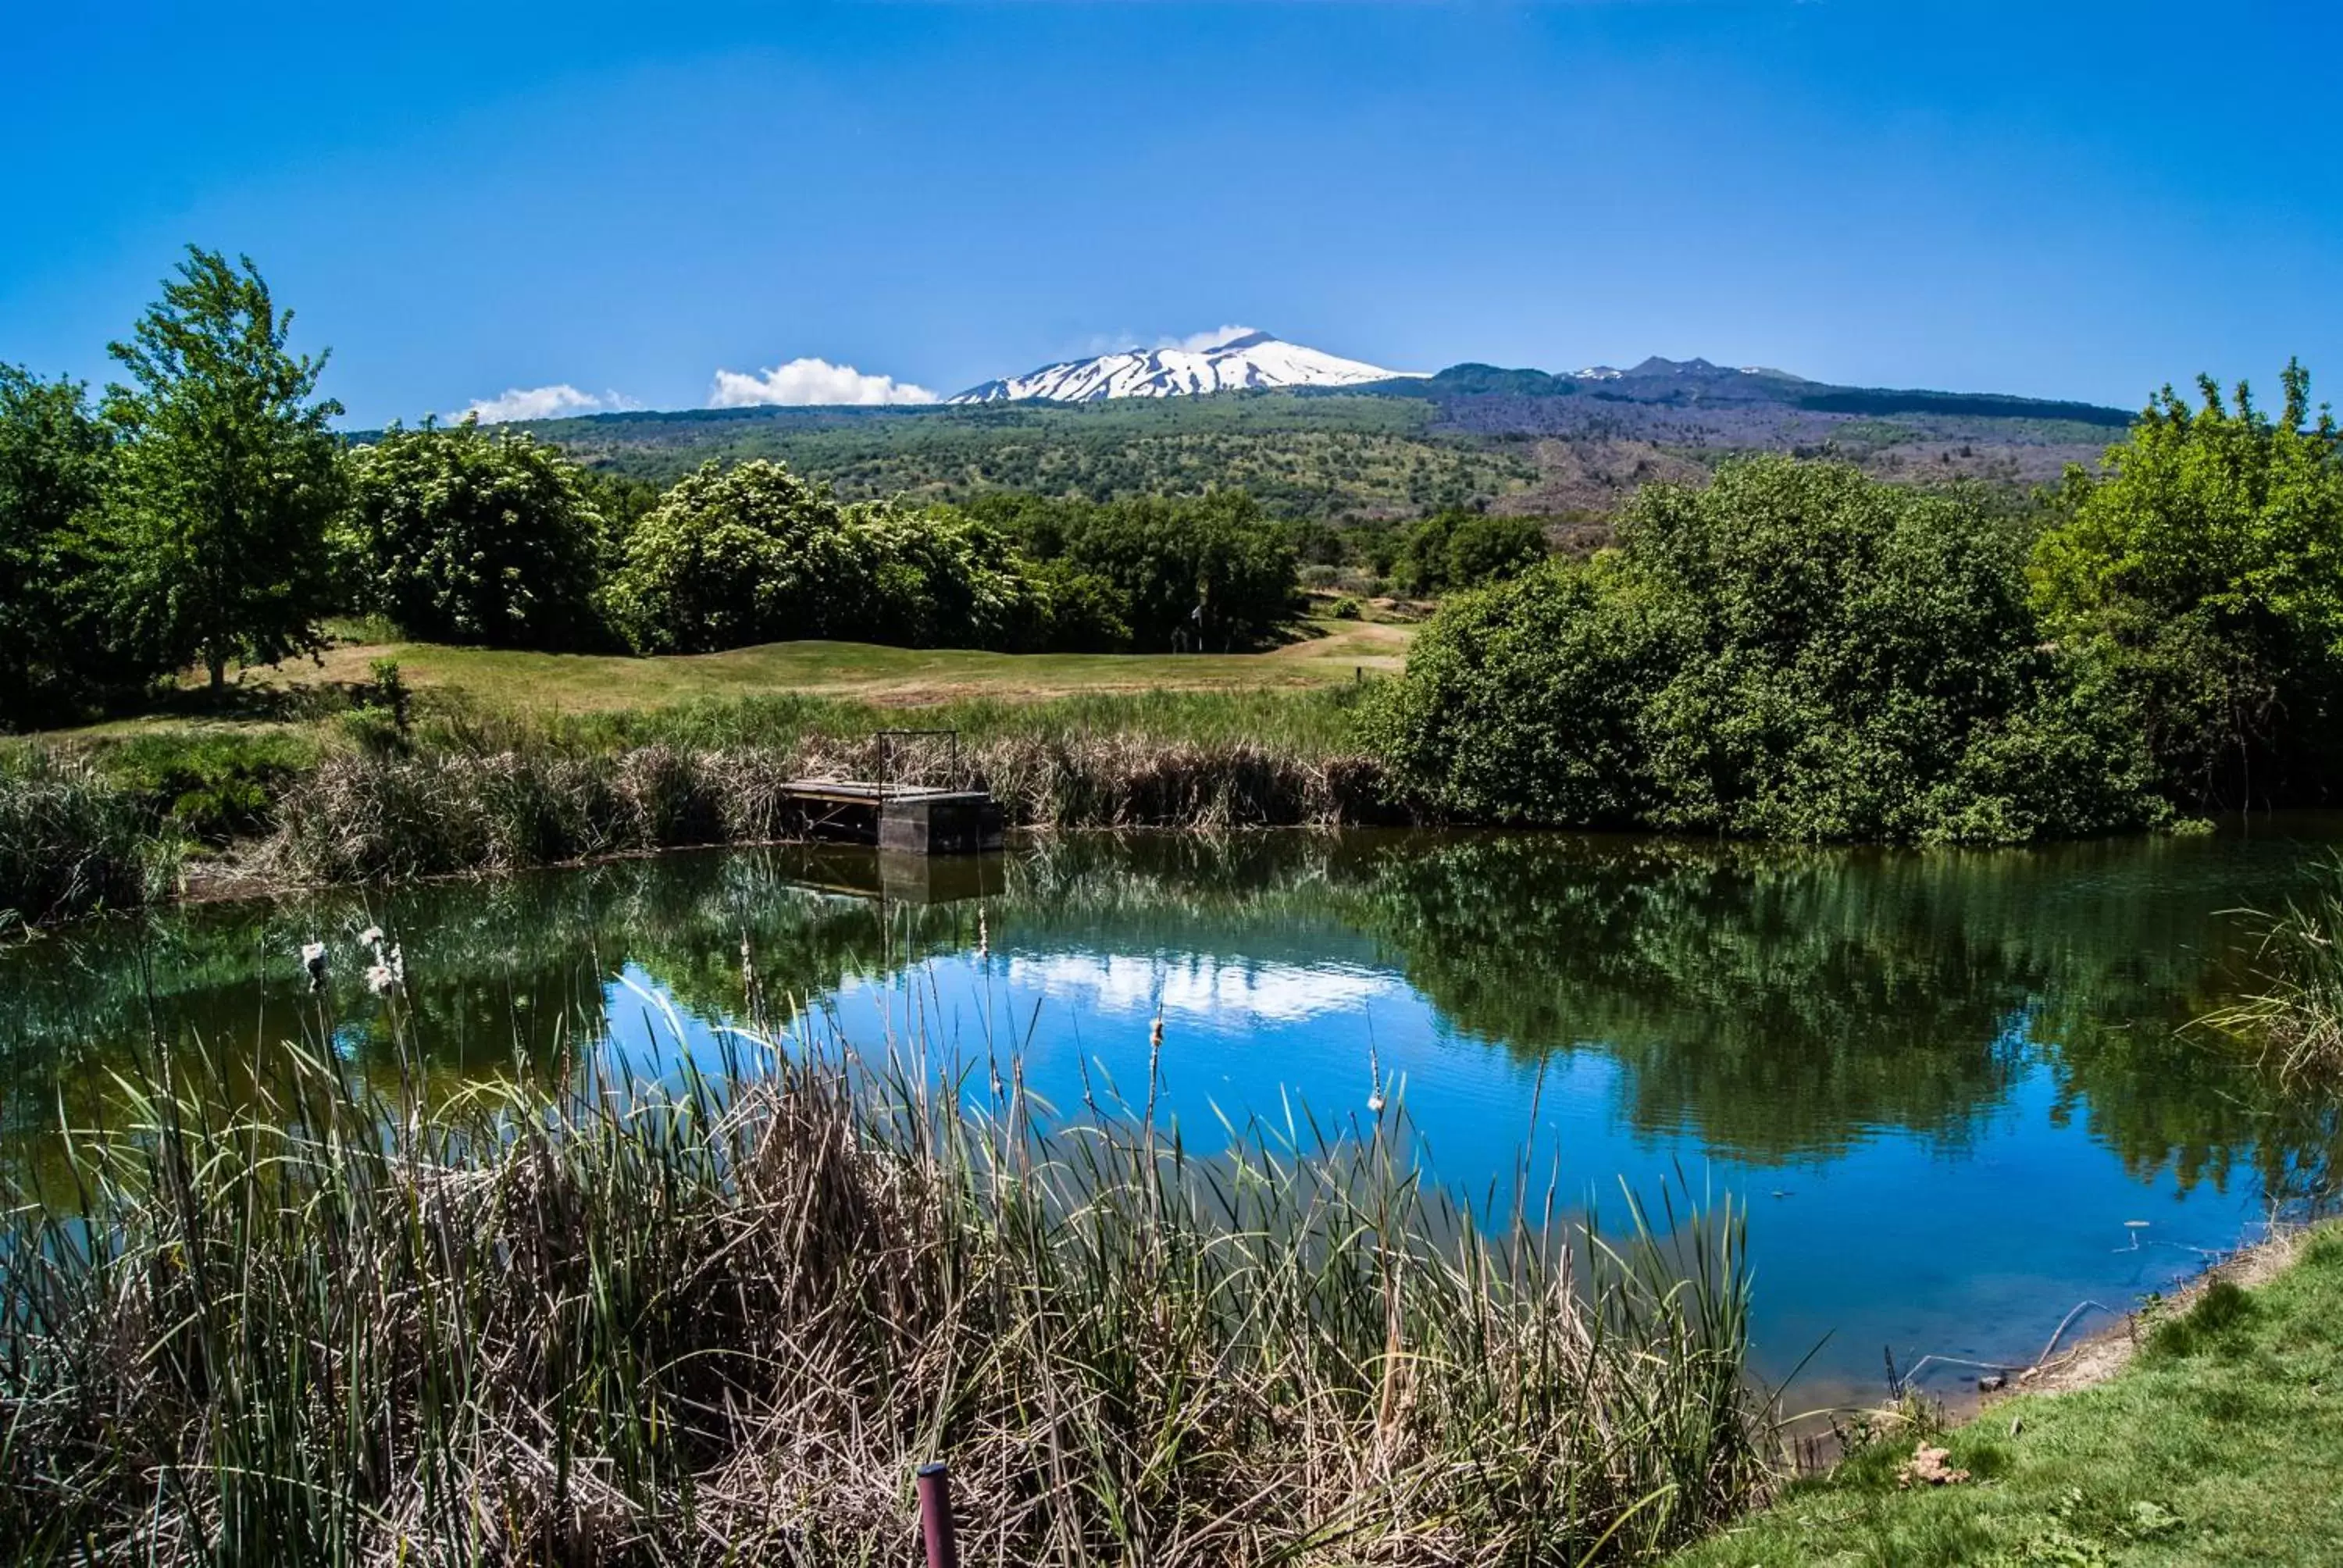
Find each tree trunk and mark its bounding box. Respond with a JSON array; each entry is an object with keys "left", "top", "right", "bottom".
[{"left": 208, "top": 648, "right": 227, "bottom": 697}]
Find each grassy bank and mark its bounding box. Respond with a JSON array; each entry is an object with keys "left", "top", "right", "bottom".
[
  {"left": 1670, "top": 1226, "right": 2343, "bottom": 1566},
  {"left": 1, "top": 667, "right": 1400, "bottom": 932},
  {"left": 1, "top": 1025, "right": 1765, "bottom": 1564},
  {"left": 190, "top": 625, "right": 1415, "bottom": 719}
]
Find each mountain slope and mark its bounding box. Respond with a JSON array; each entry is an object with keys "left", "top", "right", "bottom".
[{"left": 951, "top": 330, "right": 1418, "bottom": 403}]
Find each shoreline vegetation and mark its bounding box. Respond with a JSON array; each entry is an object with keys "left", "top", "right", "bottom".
[
  {"left": 0, "top": 1019, "right": 1767, "bottom": 1565},
  {"left": 1667, "top": 1221, "right": 2343, "bottom": 1566},
  {"left": 1, "top": 682, "right": 1399, "bottom": 935}
]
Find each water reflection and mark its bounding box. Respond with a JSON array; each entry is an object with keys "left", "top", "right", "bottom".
[{"left": 5, "top": 826, "right": 2340, "bottom": 1399}]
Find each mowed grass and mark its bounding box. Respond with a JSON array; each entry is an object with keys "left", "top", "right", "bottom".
[
  {"left": 258, "top": 621, "right": 1414, "bottom": 716},
  {"left": 1671, "top": 1225, "right": 2343, "bottom": 1567}
]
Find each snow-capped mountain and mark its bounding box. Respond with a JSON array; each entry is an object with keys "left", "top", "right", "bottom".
[{"left": 949, "top": 330, "right": 1419, "bottom": 404}]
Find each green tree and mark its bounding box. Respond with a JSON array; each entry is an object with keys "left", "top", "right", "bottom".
[
  {"left": 985, "top": 490, "right": 1297, "bottom": 650},
  {"left": 1443, "top": 511, "right": 1548, "bottom": 589},
  {"left": 605, "top": 461, "right": 1057, "bottom": 654},
  {"left": 0, "top": 368, "right": 136, "bottom": 727},
  {"left": 2031, "top": 362, "right": 2343, "bottom": 807},
  {"left": 1370, "top": 457, "right": 2166, "bottom": 844},
  {"left": 103, "top": 248, "right": 345, "bottom": 694},
  {"left": 341, "top": 416, "right": 609, "bottom": 648},
  {"left": 606, "top": 460, "right": 870, "bottom": 654}
]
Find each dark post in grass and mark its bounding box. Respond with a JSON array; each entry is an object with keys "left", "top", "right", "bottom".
[{"left": 916, "top": 1461, "right": 960, "bottom": 1568}]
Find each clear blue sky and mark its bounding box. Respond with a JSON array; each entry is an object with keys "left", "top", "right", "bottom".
[{"left": 5, "top": 2, "right": 2337, "bottom": 426}]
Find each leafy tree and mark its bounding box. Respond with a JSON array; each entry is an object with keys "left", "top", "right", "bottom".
[
  {"left": 2031, "top": 362, "right": 2343, "bottom": 807},
  {"left": 1364, "top": 556, "right": 1689, "bottom": 825},
  {"left": 606, "top": 461, "right": 1052, "bottom": 654},
  {"left": 102, "top": 248, "right": 345, "bottom": 693},
  {"left": 1394, "top": 508, "right": 1549, "bottom": 595},
  {"left": 0, "top": 368, "right": 137, "bottom": 727},
  {"left": 1370, "top": 457, "right": 2166, "bottom": 844},
  {"left": 341, "top": 417, "right": 609, "bottom": 648},
  {"left": 606, "top": 460, "right": 872, "bottom": 654},
  {"left": 981, "top": 490, "right": 1297, "bottom": 650},
  {"left": 843, "top": 497, "right": 1043, "bottom": 649}
]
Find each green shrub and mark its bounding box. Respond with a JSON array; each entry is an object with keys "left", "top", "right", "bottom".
[
  {"left": 1369, "top": 457, "right": 2168, "bottom": 843},
  {"left": 605, "top": 461, "right": 1050, "bottom": 654},
  {"left": 0, "top": 365, "right": 156, "bottom": 729},
  {"left": 95, "top": 729, "right": 322, "bottom": 843},
  {"left": 1395, "top": 508, "right": 1549, "bottom": 596},
  {"left": 340, "top": 415, "right": 610, "bottom": 649},
  {"left": 1327, "top": 595, "right": 1362, "bottom": 620},
  {"left": 2031, "top": 361, "right": 2343, "bottom": 808},
  {"left": 972, "top": 490, "right": 1299, "bottom": 650}
]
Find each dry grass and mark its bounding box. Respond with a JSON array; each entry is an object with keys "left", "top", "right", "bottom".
[
  {"left": 266, "top": 729, "right": 1398, "bottom": 886},
  {"left": 0, "top": 1008, "right": 1767, "bottom": 1566},
  {"left": 0, "top": 749, "right": 159, "bottom": 935}
]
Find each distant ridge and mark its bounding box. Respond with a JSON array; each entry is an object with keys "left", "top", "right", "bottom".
[{"left": 1336, "top": 357, "right": 2134, "bottom": 426}]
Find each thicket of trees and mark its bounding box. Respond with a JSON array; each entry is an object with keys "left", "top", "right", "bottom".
[
  {"left": 1373, "top": 369, "right": 2343, "bottom": 842},
  {"left": 0, "top": 251, "right": 1316, "bottom": 729},
  {"left": 966, "top": 490, "right": 1299, "bottom": 650},
  {"left": 2031, "top": 365, "right": 2343, "bottom": 807}
]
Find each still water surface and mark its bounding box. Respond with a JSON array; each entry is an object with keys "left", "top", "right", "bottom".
[{"left": 6, "top": 826, "right": 2340, "bottom": 1402}]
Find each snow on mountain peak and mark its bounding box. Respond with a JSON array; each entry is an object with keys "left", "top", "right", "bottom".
[{"left": 949, "top": 332, "right": 1419, "bottom": 404}]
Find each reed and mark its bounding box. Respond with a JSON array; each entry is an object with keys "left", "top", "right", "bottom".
[
  {"left": 0, "top": 1012, "right": 1766, "bottom": 1566},
  {"left": 0, "top": 750, "right": 156, "bottom": 935},
  {"left": 2204, "top": 865, "right": 2343, "bottom": 1083},
  {"left": 268, "top": 727, "right": 1396, "bottom": 886}
]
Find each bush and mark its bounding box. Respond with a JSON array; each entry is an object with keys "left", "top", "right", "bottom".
[
  {"left": 340, "top": 416, "right": 610, "bottom": 649},
  {"left": 1327, "top": 595, "right": 1362, "bottom": 620},
  {"left": 1369, "top": 457, "right": 2168, "bottom": 843},
  {"left": 95, "top": 728, "right": 323, "bottom": 843},
  {"left": 1396, "top": 508, "right": 1549, "bottom": 596},
  {"left": 606, "top": 461, "right": 1053, "bottom": 654},
  {"left": 0, "top": 366, "right": 155, "bottom": 729},
  {"left": 973, "top": 490, "right": 1299, "bottom": 650},
  {"left": 2031, "top": 362, "right": 2343, "bottom": 808}
]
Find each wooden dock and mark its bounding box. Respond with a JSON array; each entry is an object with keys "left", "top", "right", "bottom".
[{"left": 779, "top": 779, "right": 1004, "bottom": 856}]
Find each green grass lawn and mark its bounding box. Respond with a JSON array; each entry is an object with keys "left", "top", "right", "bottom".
[
  {"left": 268, "top": 622, "right": 1412, "bottom": 715},
  {"left": 1672, "top": 1227, "right": 2343, "bottom": 1566}
]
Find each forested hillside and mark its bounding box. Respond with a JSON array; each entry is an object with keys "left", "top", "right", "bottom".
[{"left": 507, "top": 360, "right": 2134, "bottom": 522}]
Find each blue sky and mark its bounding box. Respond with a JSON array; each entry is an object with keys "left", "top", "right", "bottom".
[{"left": 5, "top": 2, "right": 2337, "bottom": 426}]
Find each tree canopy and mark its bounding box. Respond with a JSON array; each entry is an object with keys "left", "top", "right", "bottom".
[
  {"left": 341, "top": 417, "right": 609, "bottom": 648},
  {"left": 1369, "top": 456, "right": 2167, "bottom": 843},
  {"left": 605, "top": 460, "right": 1051, "bottom": 655},
  {"left": 102, "top": 248, "right": 345, "bottom": 691},
  {"left": 0, "top": 369, "right": 133, "bottom": 728},
  {"left": 2031, "top": 362, "right": 2343, "bottom": 807}
]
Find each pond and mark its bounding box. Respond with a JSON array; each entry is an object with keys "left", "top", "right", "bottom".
[{"left": 5, "top": 825, "right": 2340, "bottom": 1405}]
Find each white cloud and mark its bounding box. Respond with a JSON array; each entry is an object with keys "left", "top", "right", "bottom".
[
  {"left": 1162, "top": 324, "right": 1261, "bottom": 352},
  {"left": 455, "top": 384, "right": 636, "bottom": 424},
  {"left": 708, "top": 358, "right": 939, "bottom": 408}
]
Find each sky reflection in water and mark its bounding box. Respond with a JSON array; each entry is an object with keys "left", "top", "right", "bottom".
[{"left": 12, "top": 825, "right": 2343, "bottom": 1402}]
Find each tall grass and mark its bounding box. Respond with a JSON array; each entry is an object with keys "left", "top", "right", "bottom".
[
  {"left": 2206, "top": 864, "right": 2343, "bottom": 1082},
  {"left": 2, "top": 688, "right": 1400, "bottom": 922},
  {"left": 269, "top": 722, "right": 1395, "bottom": 886},
  {"left": 0, "top": 750, "right": 156, "bottom": 935},
  {"left": 0, "top": 1017, "right": 1767, "bottom": 1565}
]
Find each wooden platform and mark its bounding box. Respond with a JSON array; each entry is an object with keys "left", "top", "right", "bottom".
[{"left": 779, "top": 779, "right": 1004, "bottom": 856}]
